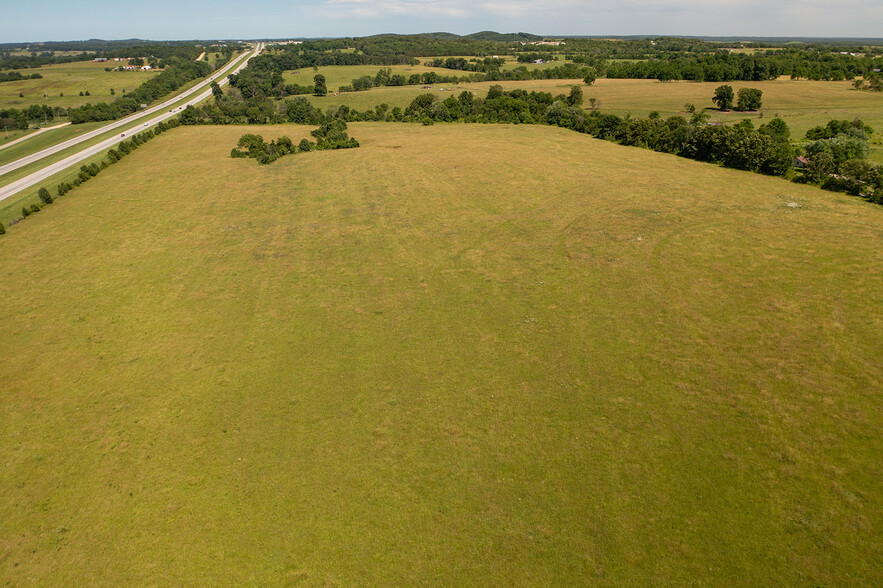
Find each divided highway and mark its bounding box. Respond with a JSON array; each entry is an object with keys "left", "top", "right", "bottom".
[{"left": 0, "top": 44, "right": 263, "bottom": 204}]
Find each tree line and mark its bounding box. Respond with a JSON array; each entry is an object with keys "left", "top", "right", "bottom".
[
  {"left": 0, "top": 104, "right": 57, "bottom": 130},
  {"left": 603, "top": 50, "right": 882, "bottom": 82},
  {"left": 0, "top": 71, "right": 42, "bottom": 83}
]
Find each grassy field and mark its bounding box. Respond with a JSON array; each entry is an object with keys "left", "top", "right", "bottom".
[
  {"left": 1, "top": 122, "right": 881, "bottom": 585},
  {"left": 0, "top": 60, "right": 159, "bottom": 109}
]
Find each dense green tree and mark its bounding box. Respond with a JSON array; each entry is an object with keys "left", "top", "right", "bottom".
[
  {"left": 0, "top": 221, "right": 5, "bottom": 235},
  {"left": 314, "top": 74, "right": 327, "bottom": 97},
  {"left": 713, "top": 84, "right": 734, "bottom": 110},
  {"left": 566, "top": 85, "right": 583, "bottom": 107},
  {"left": 736, "top": 88, "right": 763, "bottom": 111},
  {"left": 840, "top": 159, "right": 872, "bottom": 181},
  {"left": 758, "top": 117, "right": 790, "bottom": 140},
  {"left": 733, "top": 119, "right": 755, "bottom": 132},
  {"left": 805, "top": 152, "right": 835, "bottom": 183},
  {"left": 351, "top": 76, "right": 373, "bottom": 91},
  {"left": 38, "top": 187, "right": 53, "bottom": 205},
  {"left": 806, "top": 135, "right": 869, "bottom": 168},
  {"left": 283, "top": 97, "right": 322, "bottom": 125}
]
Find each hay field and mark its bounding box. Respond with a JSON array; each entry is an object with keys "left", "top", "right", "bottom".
[{"left": 0, "top": 122, "right": 881, "bottom": 585}]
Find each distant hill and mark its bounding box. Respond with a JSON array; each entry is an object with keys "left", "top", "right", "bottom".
[
  {"left": 465, "top": 31, "right": 543, "bottom": 42},
  {"left": 409, "top": 31, "right": 543, "bottom": 42},
  {"left": 417, "top": 32, "right": 463, "bottom": 40}
]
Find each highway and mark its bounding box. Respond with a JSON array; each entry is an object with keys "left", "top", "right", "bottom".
[{"left": 0, "top": 44, "right": 261, "bottom": 182}]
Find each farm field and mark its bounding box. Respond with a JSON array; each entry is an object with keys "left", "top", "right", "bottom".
[
  {"left": 1, "top": 122, "right": 881, "bottom": 585},
  {"left": 0, "top": 60, "right": 158, "bottom": 109}
]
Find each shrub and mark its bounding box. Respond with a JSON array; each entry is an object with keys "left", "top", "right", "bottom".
[
  {"left": 822, "top": 175, "right": 863, "bottom": 196},
  {"left": 0, "top": 221, "right": 5, "bottom": 235}
]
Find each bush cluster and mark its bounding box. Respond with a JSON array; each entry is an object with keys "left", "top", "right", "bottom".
[
  {"left": 230, "top": 120, "right": 359, "bottom": 165},
  {"left": 0, "top": 71, "right": 42, "bottom": 83},
  {"left": 794, "top": 118, "right": 883, "bottom": 202}
]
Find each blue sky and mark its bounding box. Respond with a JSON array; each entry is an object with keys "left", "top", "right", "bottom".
[{"left": 4, "top": 0, "right": 881, "bottom": 42}]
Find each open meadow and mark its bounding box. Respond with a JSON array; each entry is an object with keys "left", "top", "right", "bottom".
[
  {"left": 0, "top": 60, "right": 158, "bottom": 109},
  {"left": 0, "top": 122, "right": 881, "bottom": 585}
]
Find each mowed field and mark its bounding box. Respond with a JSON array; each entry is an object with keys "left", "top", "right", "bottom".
[
  {"left": 0, "top": 60, "right": 157, "bottom": 109},
  {"left": 1, "top": 122, "right": 882, "bottom": 585}
]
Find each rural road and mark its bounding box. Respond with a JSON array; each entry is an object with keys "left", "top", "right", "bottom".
[
  {"left": 0, "top": 122, "right": 71, "bottom": 152},
  {"left": 0, "top": 45, "right": 260, "bottom": 180},
  {"left": 0, "top": 44, "right": 262, "bottom": 204}
]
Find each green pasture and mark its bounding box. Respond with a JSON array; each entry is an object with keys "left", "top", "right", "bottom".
[
  {"left": 1, "top": 122, "right": 881, "bottom": 585},
  {"left": 0, "top": 60, "right": 159, "bottom": 109}
]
